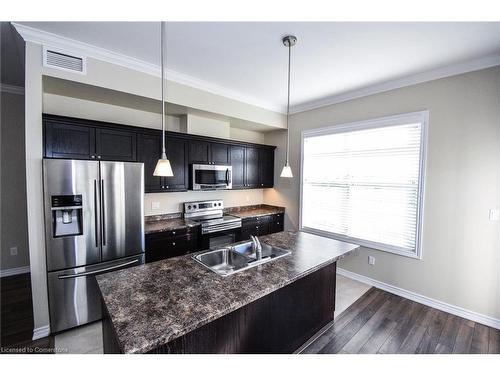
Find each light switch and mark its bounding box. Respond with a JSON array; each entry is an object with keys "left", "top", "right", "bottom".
[
  {"left": 151, "top": 201, "right": 161, "bottom": 210},
  {"left": 489, "top": 209, "right": 499, "bottom": 221},
  {"left": 10, "top": 247, "right": 18, "bottom": 256}
]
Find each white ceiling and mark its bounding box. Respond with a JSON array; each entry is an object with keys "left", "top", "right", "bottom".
[{"left": 18, "top": 22, "right": 500, "bottom": 112}]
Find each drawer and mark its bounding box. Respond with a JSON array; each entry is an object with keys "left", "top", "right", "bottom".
[
  {"left": 161, "top": 227, "right": 190, "bottom": 237},
  {"left": 145, "top": 233, "right": 198, "bottom": 263},
  {"left": 274, "top": 213, "right": 284, "bottom": 222}
]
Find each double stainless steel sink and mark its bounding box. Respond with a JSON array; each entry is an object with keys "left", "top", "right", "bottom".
[{"left": 193, "top": 240, "right": 291, "bottom": 276}]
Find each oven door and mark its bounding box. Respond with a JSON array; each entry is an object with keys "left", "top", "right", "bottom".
[
  {"left": 192, "top": 164, "right": 232, "bottom": 190},
  {"left": 200, "top": 227, "right": 241, "bottom": 250}
]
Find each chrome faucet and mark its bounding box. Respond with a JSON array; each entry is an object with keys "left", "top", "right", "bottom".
[{"left": 250, "top": 235, "right": 263, "bottom": 261}]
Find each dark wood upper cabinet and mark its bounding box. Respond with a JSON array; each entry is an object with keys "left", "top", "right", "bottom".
[
  {"left": 230, "top": 146, "right": 246, "bottom": 189},
  {"left": 188, "top": 140, "right": 210, "bottom": 164},
  {"left": 137, "top": 133, "right": 188, "bottom": 192},
  {"left": 189, "top": 140, "right": 229, "bottom": 165},
  {"left": 43, "top": 114, "right": 276, "bottom": 192},
  {"left": 95, "top": 128, "right": 137, "bottom": 161},
  {"left": 259, "top": 148, "right": 274, "bottom": 188},
  {"left": 137, "top": 132, "right": 164, "bottom": 192},
  {"left": 210, "top": 143, "right": 230, "bottom": 165},
  {"left": 245, "top": 147, "right": 260, "bottom": 188},
  {"left": 163, "top": 137, "right": 188, "bottom": 191},
  {"left": 44, "top": 121, "right": 96, "bottom": 159}
]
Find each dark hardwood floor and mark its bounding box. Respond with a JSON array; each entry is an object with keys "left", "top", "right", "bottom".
[
  {"left": 302, "top": 288, "right": 500, "bottom": 354},
  {"left": 1, "top": 273, "right": 34, "bottom": 348}
]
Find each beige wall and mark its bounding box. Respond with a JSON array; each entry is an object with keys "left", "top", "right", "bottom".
[
  {"left": 264, "top": 66, "right": 500, "bottom": 320},
  {"left": 1, "top": 92, "right": 30, "bottom": 271},
  {"left": 145, "top": 189, "right": 265, "bottom": 216}
]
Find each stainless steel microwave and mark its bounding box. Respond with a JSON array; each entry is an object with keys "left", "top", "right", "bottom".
[{"left": 191, "top": 164, "right": 232, "bottom": 190}]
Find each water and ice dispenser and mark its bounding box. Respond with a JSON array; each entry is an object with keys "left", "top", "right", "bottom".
[{"left": 51, "top": 195, "right": 83, "bottom": 237}]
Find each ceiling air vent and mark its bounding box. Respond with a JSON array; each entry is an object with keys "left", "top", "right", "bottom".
[{"left": 43, "top": 47, "right": 86, "bottom": 74}]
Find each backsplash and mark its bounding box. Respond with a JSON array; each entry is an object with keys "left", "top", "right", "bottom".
[{"left": 144, "top": 189, "right": 266, "bottom": 216}]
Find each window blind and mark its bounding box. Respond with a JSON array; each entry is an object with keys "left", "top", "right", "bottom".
[{"left": 301, "top": 117, "right": 426, "bottom": 256}]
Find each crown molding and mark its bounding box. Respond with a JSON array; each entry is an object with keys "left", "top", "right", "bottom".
[
  {"left": 11, "top": 22, "right": 284, "bottom": 114},
  {"left": 12, "top": 23, "right": 500, "bottom": 116},
  {"left": 290, "top": 53, "right": 500, "bottom": 114},
  {"left": 0, "top": 83, "right": 25, "bottom": 95}
]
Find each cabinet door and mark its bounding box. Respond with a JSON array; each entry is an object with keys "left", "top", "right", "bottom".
[
  {"left": 210, "top": 143, "right": 230, "bottom": 165},
  {"left": 240, "top": 223, "right": 259, "bottom": 241},
  {"left": 44, "top": 122, "right": 95, "bottom": 159},
  {"left": 189, "top": 140, "right": 210, "bottom": 164},
  {"left": 230, "top": 146, "right": 246, "bottom": 189},
  {"left": 96, "top": 128, "right": 137, "bottom": 161},
  {"left": 137, "top": 133, "right": 164, "bottom": 192},
  {"left": 259, "top": 148, "right": 275, "bottom": 188},
  {"left": 245, "top": 147, "right": 260, "bottom": 188},
  {"left": 164, "top": 137, "right": 188, "bottom": 191},
  {"left": 145, "top": 233, "right": 196, "bottom": 263}
]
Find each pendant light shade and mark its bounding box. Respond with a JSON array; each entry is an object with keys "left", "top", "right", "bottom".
[
  {"left": 280, "top": 163, "right": 293, "bottom": 178},
  {"left": 153, "top": 21, "right": 174, "bottom": 177},
  {"left": 280, "top": 35, "right": 296, "bottom": 179},
  {"left": 153, "top": 152, "right": 174, "bottom": 176}
]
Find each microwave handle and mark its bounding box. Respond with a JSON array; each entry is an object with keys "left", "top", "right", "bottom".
[{"left": 226, "top": 169, "right": 231, "bottom": 184}]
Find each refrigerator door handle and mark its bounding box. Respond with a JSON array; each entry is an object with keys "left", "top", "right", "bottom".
[
  {"left": 93, "top": 179, "right": 99, "bottom": 248},
  {"left": 57, "top": 259, "right": 139, "bottom": 279},
  {"left": 100, "top": 179, "right": 106, "bottom": 246}
]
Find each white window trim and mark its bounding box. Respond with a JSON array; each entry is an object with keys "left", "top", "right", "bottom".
[{"left": 299, "top": 110, "right": 429, "bottom": 259}]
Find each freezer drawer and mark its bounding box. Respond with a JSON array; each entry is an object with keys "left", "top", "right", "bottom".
[{"left": 47, "top": 254, "right": 144, "bottom": 333}]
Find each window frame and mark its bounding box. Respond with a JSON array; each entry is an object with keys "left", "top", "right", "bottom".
[{"left": 299, "top": 111, "right": 429, "bottom": 259}]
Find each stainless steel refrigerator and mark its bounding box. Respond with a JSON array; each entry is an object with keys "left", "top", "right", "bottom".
[{"left": 43, "top": 159, "right": 145, "bottom": 333}]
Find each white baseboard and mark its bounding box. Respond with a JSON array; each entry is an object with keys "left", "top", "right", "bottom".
[
  {"left": 32, "top": 325, "right": 50, "bottom": 341},
  {"left": 0, "top": 266, "right": 30, "bottom": 277},
  {"left": 337, "top": 267, "right": 500, "bottom": 330}
]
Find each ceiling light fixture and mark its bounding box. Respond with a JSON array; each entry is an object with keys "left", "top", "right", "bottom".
[
  {"left": 280, "top": 35, "right": 296, "bottom": 179},
  {"left": 153, "top": 21, "right": 174, "bottom": 177}
]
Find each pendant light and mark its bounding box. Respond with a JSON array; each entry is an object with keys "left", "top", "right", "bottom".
[
  {"left": 280, "top": 35, "right": 296, "bottom": 178},
  {"left": 153, "top": 21, "right": 174, "bottom": 177}
]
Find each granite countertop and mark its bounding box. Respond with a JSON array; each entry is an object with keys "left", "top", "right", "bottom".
[
  {"left": 144, "top": 204, "right": 285, "bottom": 234},
  {"left": 225, "top": 204, "right": 285, "bottom": 219},
  {"left": 96, "top": 231, "right": 359, "bottom": 354},
  {"left": 144, "top": 217, "right": 199, "bottom": 234}
]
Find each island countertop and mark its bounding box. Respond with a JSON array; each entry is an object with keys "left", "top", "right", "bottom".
[{"left": 96, "top": 231, "right": 359, "bottom": 354}]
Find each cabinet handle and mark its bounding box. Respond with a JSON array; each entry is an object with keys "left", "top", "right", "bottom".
[
  {"left": 261, "top": 183, "right": 264, "bottom": 186},
  {"left": 172, "top": 242, "right": 176, "bottom": 246},
  {"left": 166, "top": 185, "right": 169, "bottom": 189},
  {"left": 172, "top": 231, "right": 176, "bottom": 235},
  {"left": 97, "top": 155, "right": 101, "bottom": 159},
  {"left": 162, "top": 186, "right": 165, "bottom": 189},
  {"left": 91, "top": 155, "right": 96, "bottom": 159}
]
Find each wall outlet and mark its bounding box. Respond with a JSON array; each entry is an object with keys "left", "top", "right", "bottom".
[
  {"left": 10, "top": 247, "right": 18, "bottom": 256},
  {"left": 151, "top": 201, "right": 161, "bottom": 210},
  {"left": 489, "top": 209, "right": 499, "bottom": 221},
  {"left": 368, "top": 255, "right": 376, "bottom": 266}
]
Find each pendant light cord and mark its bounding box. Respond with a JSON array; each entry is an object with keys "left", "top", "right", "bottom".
[
  {"left": 161, "top": 21, "right": 166, "bottom": 157},
  {"left": 285, "top": 41, "right": 291, "bottom": 165}
]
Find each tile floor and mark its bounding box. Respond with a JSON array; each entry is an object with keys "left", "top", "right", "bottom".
[{"left": 53, "top": 274, "right": 370, "bottom": 354}]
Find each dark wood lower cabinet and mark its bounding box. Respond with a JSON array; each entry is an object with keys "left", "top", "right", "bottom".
[
  {"left": 102, "top": 262, "right": 336, "bottom": 354},
  {"left": 145, "top": 231, "right": 198, "bottom": 263},
  {"left": 239, "top": 213, "right": 283, "bottom": 241}
]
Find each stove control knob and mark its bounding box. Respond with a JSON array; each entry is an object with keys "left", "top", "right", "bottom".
[
  {"left": 188, "top": 205, "right": 191, "bottom": 210},
  {"left": 193, "top": 204, "right": 197, "bottom": 209}
]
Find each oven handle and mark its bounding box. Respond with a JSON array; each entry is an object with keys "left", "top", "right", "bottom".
[{"left": 57, "top": 259, "right": 139, "bottom": 279}]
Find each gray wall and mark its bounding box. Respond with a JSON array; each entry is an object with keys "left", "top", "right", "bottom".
[
  {"left": 1, "top": 22, "right": 29, "bottom": 272},
  {"left": 264, "top": 66, "right": 500, "bottom": 320},
  {"left": 1, "top": 92, "right": 29, "bottom": 271}
]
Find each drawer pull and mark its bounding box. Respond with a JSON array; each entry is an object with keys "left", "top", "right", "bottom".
[
  {"left": 172, "top": 231, "right": 176, "bottom": 235},
  {"left": 172, "top": 242, "right": 176, "bottom": 246}
]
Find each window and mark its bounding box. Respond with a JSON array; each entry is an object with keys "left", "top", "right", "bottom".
[{"left": 300, "top": 111, "right": 428, "bottom": 258}]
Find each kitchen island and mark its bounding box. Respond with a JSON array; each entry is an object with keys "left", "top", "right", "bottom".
[{"left": 97, "top": 231, "right": 359, "bottom": 354}]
